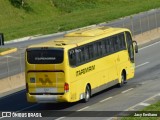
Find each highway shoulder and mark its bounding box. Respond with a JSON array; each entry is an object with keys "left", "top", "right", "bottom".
[{"left": 0, "top": 48, "right": 17, "bottom": 56}]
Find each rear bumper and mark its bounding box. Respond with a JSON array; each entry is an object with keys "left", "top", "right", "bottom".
[{"left": 26, "top": 93, "right": 69, "bottom": 103}]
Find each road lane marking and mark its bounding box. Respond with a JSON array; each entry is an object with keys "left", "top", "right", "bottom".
[
  {"left": 143, "top": 93, "right": 160, "bottom": 103},
  {"left": 99, "top": 97, "right": 113, "bottom": 103},
  {"left": 126, "top": 93, "right": 160, "bottom": 111},
  {"left": 77, "top": 106, "right": 89, "bottom": 111},
  {"left": 122, "top": 88, "right": 134, "bottom": 94},
  {"left": 1, "top": 55, "right": 20, "bottom": 59},
  {"left": 136, "top": 62, "right": 149, "bottom": 68},
  {"left": 139, "top": 40, "right": 160, "bottom": 51},
  {"left": 139, "top": 102, "right": 150, "bottom": 106},
  {"left": 55, "top": 117, "right": 65, "bottom": 120},
  {"left": 5, "top": 55, "right": 14, "bottom": 58}
]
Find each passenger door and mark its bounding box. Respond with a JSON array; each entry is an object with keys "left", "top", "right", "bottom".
[
  {"left": 125, "top": 32, "right": 135, "bottom": 63},
  {"left": 125, "top": 32, "right": 135, "bottom": 79}
]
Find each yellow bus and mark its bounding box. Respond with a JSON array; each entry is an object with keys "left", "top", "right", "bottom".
[{"left": 25, "top": 26, "right": 138, "bottom": 103}]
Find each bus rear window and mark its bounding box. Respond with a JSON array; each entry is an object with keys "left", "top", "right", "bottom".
[{"left": 27, "top": 48, "right": 64, "bottom": 64}]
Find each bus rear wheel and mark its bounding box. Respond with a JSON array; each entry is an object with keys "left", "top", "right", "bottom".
[{"left": 83, "top": 85, "right": 91, "bottom": 103}]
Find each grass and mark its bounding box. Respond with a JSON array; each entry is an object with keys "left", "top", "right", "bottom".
[
  {"left": 1, "top": 0, "right": 160, "bottom": 41},
  {"left": 0, "top": 48, "right": 12, "bottom": 52},
  {"left": 121, "top": 101, "right": 160, "bottom": 120}
]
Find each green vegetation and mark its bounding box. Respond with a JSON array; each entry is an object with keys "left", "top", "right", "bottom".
[
  {"left": 122, "top": 101, "right": 160, "bottom": 120},
  {"left": 8, "top": 0, "right": 32, "bottom": 12},
  {"left": 0, "top": 48, "right": 12, "bottom": 52},
  {"left": 1, "top": 0, "right": 160, "bottom": 41}
]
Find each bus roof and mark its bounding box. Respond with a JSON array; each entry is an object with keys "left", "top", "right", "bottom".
[{"left": 28, "top": 26, "right": 130, "bottom": 49}]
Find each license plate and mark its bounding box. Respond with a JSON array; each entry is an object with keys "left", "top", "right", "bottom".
[{"left": 36, "top": 88, "right": 57, "bottom": 93}]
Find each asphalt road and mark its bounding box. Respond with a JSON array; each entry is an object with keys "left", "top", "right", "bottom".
[{"left": 0, "top": 38, "right": 160, "bottom": 120}]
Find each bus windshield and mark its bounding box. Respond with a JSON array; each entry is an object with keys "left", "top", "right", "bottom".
[{"left": 27, "top": 48, "right": 64, "bottom": 64}]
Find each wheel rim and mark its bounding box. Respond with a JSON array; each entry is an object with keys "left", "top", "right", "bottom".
[
  {"left": 86, "top": 90, "right": 89, "bottom": 100},
  {"left": 85, "top": 87, "right": 90, "bottom": 101},
  {"left": 121, "top": 75, "right": 124, "bottom": 84}
]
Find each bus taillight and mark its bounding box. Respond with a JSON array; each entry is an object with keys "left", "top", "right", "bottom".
[{"left": 64, "top": 83, "right": 69, "bottom": 93}]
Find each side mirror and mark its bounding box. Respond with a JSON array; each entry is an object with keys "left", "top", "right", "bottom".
[{"left": 133, "top": 41, "right": 138, "bottom": 53}]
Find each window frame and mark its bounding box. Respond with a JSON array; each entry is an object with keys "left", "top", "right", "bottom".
[{"left": 68, "top": 32, "right": 127, "bottom": 67}]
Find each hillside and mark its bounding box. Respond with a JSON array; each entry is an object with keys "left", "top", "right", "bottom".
[{"left": 0, "top": 0, "right": 160, "bottom": 41}]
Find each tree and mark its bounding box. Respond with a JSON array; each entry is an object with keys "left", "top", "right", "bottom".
[
  {"left": 9, "top": 0, "right": 32, "bottom": 12},
  {"left": 9, "top": 0, "right": 27, "bottom": 8}
]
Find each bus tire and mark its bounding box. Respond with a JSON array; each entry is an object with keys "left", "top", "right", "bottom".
[
  {"left": 83, "top": 85, "right": 91, "bottom": 103},
  {"left": 117, "top": 72, "right": 126, "bottom": 87}
]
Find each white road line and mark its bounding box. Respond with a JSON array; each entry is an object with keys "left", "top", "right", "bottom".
[
  {"left": 139, "top": 102, "right": 150, "bottom": 106},
  {"left": 122, "top": 88, "right": 134, "bottom": 94},
  {"left": 99, "top": 97, "right": 113, "bottom": 103},
  {"left": 143, "top": 93, "right": 160, "bottom": 103},
  {"left": 55, "top": 117, "right": 65, "bottom": 120},
  {"left": 126, "top": 93, "right": 160, "bottom": 111},
  {"left": 5, "top": 55, "right": 13, "bottom": 57},
  {"left": 136, "top": 62, "right": 149, "bottom": 68},
  {"left": 2, "top": 55, "right": 20, "bottom": 59},
  {"left": 139, "top": 40, "right": 160, "bottom": 51},
  {"left": 77, "top": 106, "right": 89, "bottom": 111}
]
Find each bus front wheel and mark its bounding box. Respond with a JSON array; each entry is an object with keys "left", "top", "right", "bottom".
[{"left": 117, "top": 72, "right": 126, "bottom": 87}]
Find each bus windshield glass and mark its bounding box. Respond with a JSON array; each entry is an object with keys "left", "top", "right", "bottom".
[{"left": 27, "top": 48, "right": 64, "bottom": 64}]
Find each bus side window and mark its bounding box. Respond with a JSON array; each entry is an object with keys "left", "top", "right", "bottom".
[
  {"left": 104, "top": 38, "right": 110, "bottom": 54},
  {"left": 101, "top": 40, "right": 106, "bottom": 55},
  {"left": 85, "top": 45, "right": 90, "bottom": 61},
  {"left": 69, "top": 49, "right": 76, "bottom": 66},
  {"left": 113, "top": 36, "right": 119, "bottom": 51},
  {"left": 76, "top": 47, "right": 85, "bottom": 64},
  {"left": 94, "top": 42, "right": 102, "bottom": 58},
  {"left": 97, "top": 41, "right": 102, "bottom": 56},
  {"left": 88, "top": 44, "right": 94, "bottom": 59},
  {"left": 109, "top": 38, "right": 114, "bottom": 53},
  {"left": 81, "top": 47, "right": 85, "bottom": 63},
  {"left": 118, "top": 33, "right": 126, "bottom": 49},
  {"left": 93, "top": 42, "right": 98, "bottom": 57}
]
